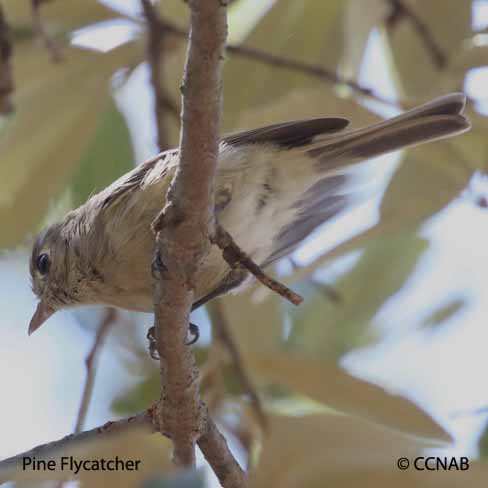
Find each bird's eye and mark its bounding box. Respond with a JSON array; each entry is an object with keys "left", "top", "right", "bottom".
[{"left": 36, "top": 253, "right": 50, "bottom": 275}]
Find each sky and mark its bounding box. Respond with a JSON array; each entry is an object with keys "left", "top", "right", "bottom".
[{"left": 2, "top": 0, "right": 488, "bottom": 480}]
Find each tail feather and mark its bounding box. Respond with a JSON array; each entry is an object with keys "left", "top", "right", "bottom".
[{"left": 308, "top": 93, "right": 470, "bottom": 168}]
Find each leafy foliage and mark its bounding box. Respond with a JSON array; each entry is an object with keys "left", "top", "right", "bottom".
[{"left": 3, "top": 0, "right": 488, "bottom": 486}]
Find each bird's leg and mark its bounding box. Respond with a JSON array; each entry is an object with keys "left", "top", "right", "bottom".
[
  {"left": 149, "top": 249, "right": 201, "bottom": 358},
  {"left": 151, "top": 248, "right": 167, "bottom": 280},
  {"left": 146, "top": 322, "right": 201, "bottom": 360}
]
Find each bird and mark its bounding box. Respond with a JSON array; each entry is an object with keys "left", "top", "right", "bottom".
[{"left": 29, "top": 93, "right": 470, "bottom": 336}]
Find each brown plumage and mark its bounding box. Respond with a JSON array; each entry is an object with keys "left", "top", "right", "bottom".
[{"left": 29, "top": 93, "right": 470, "bottom": 334}]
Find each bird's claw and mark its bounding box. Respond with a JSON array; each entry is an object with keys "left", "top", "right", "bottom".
[
  {"left": 147, "top": 322, "right": 199, "bottom": 359},
  {"left": 151, "top": 250, "right": 168, "bottom": 280},
  {"left": 146, "top": 326, "right": 160, "bottom": 360},
  {"left": 185, "top": 322, "right": 200, "bottom": 346}
]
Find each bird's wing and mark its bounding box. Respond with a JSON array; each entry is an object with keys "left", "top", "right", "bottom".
[
  {"left": 97, "top": 117, "right": 351, "bottom": 211},
  {"left": 222, "top": 117, "right": 349, "bottom": 148},
  {"left": 98, "top": 149, "right": 177, "bottom": 210}
]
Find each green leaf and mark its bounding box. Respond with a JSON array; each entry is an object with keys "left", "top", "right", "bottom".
[
  {"left": 143, "top": 470, "right": 206, "bottom": 488},
  {"left": 0, "top": 427, "right": 172, "bottom": 486},
  {"left": 3, "top": 0, "right": 121, "bottom": 31},
  {"left": 0, "top": 42, "right": 140, "bottom": 248},
  {"left": 222, "top": 0, "right": 345, "bottom": 130},
  {"left": 235, "top": 86, "right": 381, "bottom": 136},
  {"left": 112, "top": 348, "right": 208, "bottom": 416},
  {"left": 245, "top": 351, "right": 451, "bottom": 442},
  {"left": 288, "top": 232, "right": 428, "bottom": 359},
  {"left": 478, "top": 421, "right": 488, "bottom": 460},
  {"left": 380, "top": 142, "right": 473, "bottom": 224},
  {"left": 217, "top": 291, "right": 285, "bottom": 353},
  {"left": 227, "top": 0, "right": 278, "bottom": 44},
  {"left": 384, "top": 0, "right": 471, "bottom": 98},
  {"left": 112, "top": 370, "right": 160, "bottom": 416},
  {"left": 70, "top": 99, "right": 135, "bottom": 207}
]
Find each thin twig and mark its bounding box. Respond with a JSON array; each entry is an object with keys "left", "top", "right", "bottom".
[
  {"left": 74, "top": 308, "right": 117, "bottom": 434},
  {"left": 289, "top": 258, "right": 342, "bottom": 304},
  {"left": 141, "top": 0, "right": 174, "bottom": 151},
  {"left": 207, "top": 300, "right": 268, "bottom": 430},
  {"left": 226, "top": 43, "right": 396, "bottom": 105},
  {"left": 52, "top": 309, "right": 117, "bottom": 488},
  {"left": 31, "top": 0, "right": 63, "bottom": 63},
  {"left": 386, "top": 0, "right": 447, "bottom": 69},
  {"left": 0, "top": 411, "right": 155, "bottom": 474},
  {"left": 0, "top": 4, "right": 13, "bottom": 114},
  {"left": 310, "top": 280, "right": 343, "bottom": 304},
  {"left": 213, "top": 224, "right": 303, "bottom": 306},
  {"left": 153, "top": 18, "right": 399, "bottom": 108}
]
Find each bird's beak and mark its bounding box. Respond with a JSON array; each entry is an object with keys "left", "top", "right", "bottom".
[{"left": 28, "top": 301, "right": 54, "bottom": 335}]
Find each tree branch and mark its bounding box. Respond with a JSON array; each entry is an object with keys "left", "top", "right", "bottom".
[
  {"left": 386, "top": 0, "right": 447, "bottom": 69},
  {"left": 213, "top": 225, "right": 303, "bottom": 306},
  {"left": 31, "top": 0, "right": 63, "bottom": 63},
  {"left": 0, "top": 4, "right": 13, "bottom": 114},
  {"left": 0, "top": 411, "right": 155, "bottom": 473},
  {"left": 141, "top": 0, "right": 174, "bottom": 151},
  {"left": 74, "top": 308, "right": 117, "bottom": 434},
  {"left": 152, "top": 17, "right": 398, "bottom": 107},
  {"left": 208, "top": 300, "right": 268, "bottom": 430},
  {"left": 149, "top": 1, "right": 245, "bottom": 484},
  {"left": 198, "top": 413, "right": 247, "bottom": 488}
]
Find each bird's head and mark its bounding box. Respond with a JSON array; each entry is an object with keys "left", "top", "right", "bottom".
[{"left": 29, "top": 219, "right": 85, "bottom": 334}]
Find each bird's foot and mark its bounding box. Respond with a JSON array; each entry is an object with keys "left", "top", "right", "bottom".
[
  {"left": 146, "top": 322, "right": 200, "bottom": 360},
  {"left": 146, "top": 326, "right": 159, "bottom": 360},
  {"left": 185, "top": 322, "right": 200, "bottom": 346},
  {"left": 151, "top": 249, "right": 168, "bottom": 280}
]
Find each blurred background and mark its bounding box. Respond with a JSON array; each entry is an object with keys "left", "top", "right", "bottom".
[{"left": 2, "top": 0, "right": 488, "bottom": 486}]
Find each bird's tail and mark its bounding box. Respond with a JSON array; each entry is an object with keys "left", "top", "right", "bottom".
[
  {"left": 307, "top": 93, "right": 470, "bottom": 170},
  {"left": 262, "top": 94, "right": 470, "bottom": 266}
]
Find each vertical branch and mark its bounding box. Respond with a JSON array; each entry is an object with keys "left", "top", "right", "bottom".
[
  {"left": 150, "top": 1, "right": 243, "bottom": 482},
  {"left": 141, "top": 0, "right": 174, "bottom": 151},
  {"left": 0, "top": 4, "right": 13, "bottom": 114},
  {"left": 31, "top": 0, "right": 63, "bottom": 62}
]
